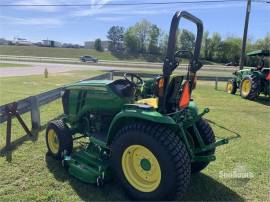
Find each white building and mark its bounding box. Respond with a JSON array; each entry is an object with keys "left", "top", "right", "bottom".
[
  {"left": 42, "top": 40, "right": 61, "bottom": 47},
  {"left": 14, "top": 38, "right": 32, "bottom": 46}
]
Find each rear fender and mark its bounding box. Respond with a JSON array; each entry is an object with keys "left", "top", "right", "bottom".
[
  {"left": 252, "top": 71, "right": 264, "bottom": 79},
  {"left": 106, "top": 106, "right": 177, "bottom": 145}
]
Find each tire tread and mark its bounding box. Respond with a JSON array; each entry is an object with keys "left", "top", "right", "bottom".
[{"left": 111, "top": 122, "right": 191, "bottom": 200}]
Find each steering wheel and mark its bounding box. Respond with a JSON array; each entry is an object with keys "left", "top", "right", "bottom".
[
  {"left": 124, "top": 73, "right": 144, "bottom": 87},
  {"left": 174, "top": 50, "right": 193, "bottom": 64},
  {"left": 124, "top": 73, "right": 144, "bottom": 97}
]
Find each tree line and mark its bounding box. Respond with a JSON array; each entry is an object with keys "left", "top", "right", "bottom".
[{"left": 93, "top": 19, "right": 270, "bottom": 65}]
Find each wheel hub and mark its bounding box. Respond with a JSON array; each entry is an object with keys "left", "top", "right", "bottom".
[
  {"left": 47, "top": 129, "right": 59, "bottom": 154},
  {"left": 241, "top": 79, "right": 251, "bottom": 96},
  {"left": 227, "top": 83, "right": 233, "bottom": 93},
  {"left": 122, "top": 145, "right": 161, "bottom": 192},
  {"left": 140, "top": 158, "right": 151, "bottom": 171}
]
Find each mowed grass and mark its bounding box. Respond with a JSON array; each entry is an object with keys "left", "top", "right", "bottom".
[
  {"left": 0, "top": 63, "right": 30, "bottom": 68},
  {"left": 0, "top": 78, "right": 269, "bottom": 201},
  {"left": 0, "top": 45, "right": 118, "bottom": 60},
  {"left": 134, "top": 68, "right": 233, "bottom": 77},
  {"left": 0, "top": 70, "right": 102, "bottom": 105},
  {"left": 0, "top": 45, "right": 222, "bottom": 64}
]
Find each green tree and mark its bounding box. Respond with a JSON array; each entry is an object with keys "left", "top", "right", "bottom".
[
  {"left": 255, "top": 33, "right": 270, "bottom": 50},
  {"left": 94, "top": 38, "right": 103, "bottom": 52},
  {"left": 201, "top": 31, "right": 210, "bottom": 59},
  {"left": 226, "top": 37, "right": 241, "bottom": 63},
  {"left": 159, "top": 32, "right": 169, "bottom": 57},
  {"left": 209, "top": 32, "right": 221, "bottom": 60},
  {"left": 107, "top": 19, "right": 269, "bottom": 64},
  {"left": 148, "top": 24, "right": 160, "bottom": 55},
  {"left": 178, "top": 29, "right": 195, "bottom": 52},
  {"left": 107, "top": 26, "right": 125, "bottom": 52},
  {"left": 134, "top": 19, "right": 152, "bottom": 53},
  {"left": 215, "top": 37, "right": 241, "bottom": 63},
  {"left": 124, "top": 27, "right": 140, "bottom": 53}
]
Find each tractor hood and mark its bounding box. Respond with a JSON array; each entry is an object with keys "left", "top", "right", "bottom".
[
  {"left": 65, "top": 80, "right": 113, "bottom": 88},
  {"left": 237, "top": 68, "right": 254, "bottom": 73}
]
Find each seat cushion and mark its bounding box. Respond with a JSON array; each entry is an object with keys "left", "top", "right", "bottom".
[{"left": 136, "top": 98, "right": 158, "bottom": 109}]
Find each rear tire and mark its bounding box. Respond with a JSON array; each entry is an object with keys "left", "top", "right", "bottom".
[
  {"left": 46, "top": 120, "right": 73, "bottom": 160},
  {"left": 240, "top": 75, "right": 261, "bottom": 100},
  {"left": 226, "top": 79, "right": 237, "bottom": 94},
  {"left": 188, "top": 118, "right": 216, "bottom": 173},
  {"left": 110, "top": 123, "right": 191, "bottom": 200}
]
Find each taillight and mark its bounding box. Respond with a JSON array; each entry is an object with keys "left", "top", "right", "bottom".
[
  {"left": 158, "top": 77, "right": 164, "bottom": 96},
  {"left": 158, "top": 77, "right": 164, "bottom": 87},
  {"left": 179, "top": 81, "right": 190, "bottom": 109},
  {"left": 266, "top": 73, "right": 270, "bottom": 81}
]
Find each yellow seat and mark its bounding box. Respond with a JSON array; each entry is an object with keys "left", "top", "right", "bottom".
[{"left": 136, "top": 98, "right": 158, "bottom": 109}]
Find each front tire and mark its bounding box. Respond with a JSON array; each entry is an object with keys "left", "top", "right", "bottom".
[
  {"left": 226, "top": 79, "right": 237, "bottom": 94},
  {"left": 46, "top": 120, "right": 73, "bottom": 160},
  {"left": 110, "top": 123, "right": 191, "bottom": 200},
  {"left": 240, "top": 75, "right": 261, "bottom": 100}
]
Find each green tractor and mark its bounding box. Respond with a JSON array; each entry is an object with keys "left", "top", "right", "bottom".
[
  {"left": 227, "top": 50, "right": 270, "bottom": 99},
  {"left": 46, "top": 11, "right": 229, "bottom": 200}
]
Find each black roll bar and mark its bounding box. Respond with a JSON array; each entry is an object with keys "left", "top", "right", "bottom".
[
  {"left": 163, "top": 11, "right": 203, "bottom": 76},
  {"left": 158, "top": 11, "right": 204, "bottom": 113}
]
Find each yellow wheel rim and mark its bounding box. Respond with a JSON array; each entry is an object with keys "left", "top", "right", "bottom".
[
  {"left": 121, "top": 145, "right": 161, "bottom": 192},
  {"left": 227, "top": 82, "right": 233, "bottom": 93},
  {"left": 241, "top": 79, "right": 251, "bottom": 96},
  {"left": 47, "top": 129, "right": 59, "bottom": 154}
]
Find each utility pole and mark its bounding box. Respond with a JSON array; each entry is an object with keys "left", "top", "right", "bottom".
[{"left": 239, "top": 0, "right": 251, "bottom": 70}]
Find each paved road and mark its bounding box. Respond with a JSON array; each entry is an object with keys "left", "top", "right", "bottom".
[
  {"left": 0, "top": 54, "right": 164, "bottom": 67},
  {"left": 0, "top": 61, "right": 234, "bottom": 78},
  {"left": 0, "top": 61, "right": 151, "bottom": 77}
]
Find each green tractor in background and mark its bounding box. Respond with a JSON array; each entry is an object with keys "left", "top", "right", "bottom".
[
  {"left": 46, "top": 11, "right": 230, "bottom": 200},
  {"left": 227, "top": 50, "right": 270, "bottom": 99}
]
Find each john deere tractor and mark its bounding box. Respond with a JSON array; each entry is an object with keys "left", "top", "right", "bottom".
[
  {"left": 227, "top": 50, "right": 270, "bottom": 99},
  {"left": 46, "top": 11, "right": 229, "bottom": 200}
]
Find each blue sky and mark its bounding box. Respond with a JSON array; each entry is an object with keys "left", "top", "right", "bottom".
[{"left": 0, "top": 0, "right": 269, "bottom": 45}]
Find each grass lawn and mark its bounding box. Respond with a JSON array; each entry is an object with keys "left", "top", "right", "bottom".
[
  {"left": 0, "top": 68, "right": 231, "bottom": 105},
  {"left": 0, "top": 45, "right": 223, "bottom": 65},
  {"left": 0, "top": 63, "right": 30, "bottom": 68},
  {"left": 0, "top": 76, "right": 269, "bottom": 201},
  {"left": 120, "top": 67, "right": 233, "bottom": 77},
  {"left": 0, "top": 45, "right": 118, "bottom": 60},
  {"left": 0, "top": 70, "right": 102, "bottom": 105}
]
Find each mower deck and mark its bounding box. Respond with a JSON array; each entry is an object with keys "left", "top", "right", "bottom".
[{"left": 65, "top": 141, "right": 111, "bottom": 185}]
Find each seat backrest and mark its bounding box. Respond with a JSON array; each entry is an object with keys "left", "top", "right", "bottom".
[
  {"left": 108, "top": 79, "right": 136, "bottom": 97},
  {"left": 165, "top": 75, "right": 184, "bottom": 111}
]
